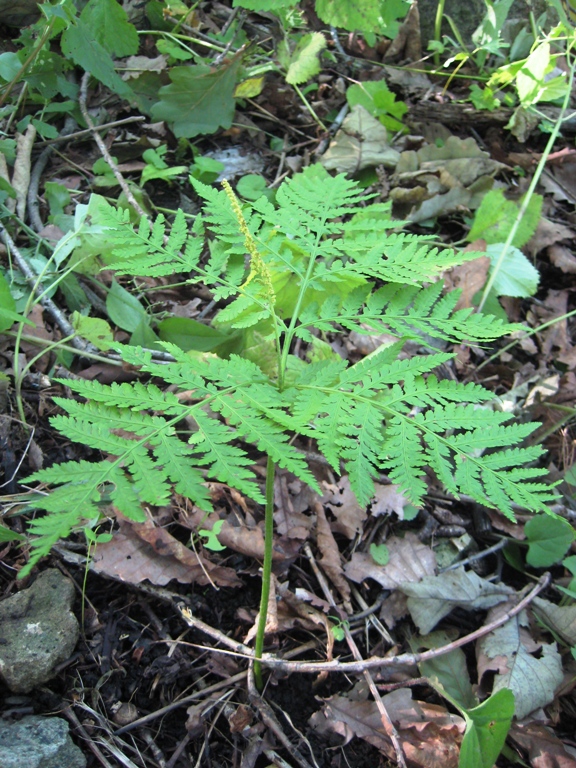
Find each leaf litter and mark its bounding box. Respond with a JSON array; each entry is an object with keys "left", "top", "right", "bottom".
[{"left": 3, "top": 2, "right": 576, "bottom": 767}]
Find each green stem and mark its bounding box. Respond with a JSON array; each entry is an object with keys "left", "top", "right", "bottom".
[
  {"left": 253, "top": 454, "right": 276, "bottom": 690},
  {"left": 478, "top": 52, "right": 576, "bottom": 312},
  {"left": 433, "top": 0, "right": 446, "bottom": 67}
]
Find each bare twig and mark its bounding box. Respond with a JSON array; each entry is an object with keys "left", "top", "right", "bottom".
[
  {"left": 259, "top": 572, "right": 551, "bottom": 674},
  {"left": 61, "top": 705, "right": 117, "bottom": 768},
  {"left": 37, "top": 116, "right": 146, "bottom": 146},
  {"left": 0, "top": 222, "right": 90, "bottom": 351},
  {"left": 112, "top": 642, "right": 318, "bottom": 736},
  {"left": 28, "top": 116, "right": 77, "bottom": 232},
  {"left": 304, "top": 543, "right": 407, "bottom": 768},
  {"left": 79, "top": 72, "right": 147, "bottom": 218},
  {"left": 247, "top": 666, "right": 315, "bottom": 768}
]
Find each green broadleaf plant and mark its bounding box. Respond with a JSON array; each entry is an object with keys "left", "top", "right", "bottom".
[{"left": 24, "top": 166, "right": 556, "bottom": 687}]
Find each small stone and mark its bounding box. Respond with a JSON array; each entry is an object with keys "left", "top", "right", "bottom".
[
  {"left": 112, "top": 702, "right": 139, "bottom": 726},
  {"left": 0, "top": 569, "right": 80, "bottom": 693},
  {"left": 0, "top": 715, "right": 86, "bottom": 768}
]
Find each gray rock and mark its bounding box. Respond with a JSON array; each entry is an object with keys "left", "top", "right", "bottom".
[
  {"left": 0, "top": 716, "right": 86, "bottom": 768},
  {"left": 0, "top": 0, "right": 40, "bottom": 27},
  {"left": 0, "top": 569, "right": 80, "bottom": 693}
]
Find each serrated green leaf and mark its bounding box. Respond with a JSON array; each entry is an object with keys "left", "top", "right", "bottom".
[
  {"left": 61, "top": 19, "right": 133, "bottom": 100},
  {"left": 468, "top": 189, "right": 542, "bottom": 248},
  {"left": 286, "top": 33, "right": 326, "bottom": 85},
  {"left": 151, "top": 58, "right": 242, "bottom": 138},
  {"left": 80, "top": 0, "right": 139, "bottom": 57},
  {"left": 316, "top": 0, "right": 408, "bottom": 36},
  {"left": 346, "top": 80, "right": 407, "bottom": 133}
]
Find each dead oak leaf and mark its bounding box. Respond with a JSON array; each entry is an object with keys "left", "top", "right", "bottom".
[
  {"left": 315, "top": 500, "right": 351, "bottom": 607},
  {"left": 344, "top": 532, "right": 436, "bottom": 589},
  {"left": 91, "top": 520, "right": 240, "bottom": 587},
  {"left": 310, "top": 688, "right": 464, "bottom": 768}
]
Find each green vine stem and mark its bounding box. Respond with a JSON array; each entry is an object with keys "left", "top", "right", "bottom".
[
  {"left": 254, "top": 454, "right": 276, "bottom": 690},
  {"left": 433, "top": 0, "right": 447, "bottom": 66},
  {"left": 478, "top": 49, "right": 576, "bottom": 312}
]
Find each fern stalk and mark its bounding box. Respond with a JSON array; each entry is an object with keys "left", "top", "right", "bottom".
[{"left": 254, "top": 455, "right": 276, "bottom": 688}]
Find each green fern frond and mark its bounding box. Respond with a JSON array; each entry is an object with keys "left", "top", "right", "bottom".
[{"left": 24, "top": 165, "right": 556, "bottom": 577}]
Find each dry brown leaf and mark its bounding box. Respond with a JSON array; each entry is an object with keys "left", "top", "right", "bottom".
[
  {"left": 274, "top": 475, "right": 314, "bottom": 540},
  {"left": 344, "top": 532, "right": 436, "bottom": 589},
  {"left": 123, "top": 54, "right": 168, "bottom": 79},
  {"left": 19, "top": 306, "right": 54, "bottom": 373},
  {"left": 244, "top": 581, "right": 333, "bottom": 648},
  {"left": 12, "top": 123, "right": 36, "bottom": 219},
  {"left": 228, "top": 704, "right": 253, "bottom": 734},
  {"left": 314, "top": 501, "right": 351, "bottom": 606},
  {"left": 526, "top": 217, "right": 574, "bottom": 258},
  {"left": 530, "top": 290, "right": 575, "bottom": 365},
  {"left": 509, "top": 723, "right": 576, "bottom": 768},
  {"left": 321, "top": 477, "right": 367, "bottom": 538},
  {"left": 91, "top": 519, "right": 241, "bottom": 587},
  {"left": 371, "top": 483, "right": 411, "bottom": 518},
  {"left": 181, "top": 508, "right": 302, "bottom": 562},
  {"left": 548, "top": 244, "right": 576, "bottom": 274},
  {"left": 443, "top": 251, "right": 490, "bottom": 310},
  {"left": 310, "top": 689, "right": 464, "bottom": 768}
]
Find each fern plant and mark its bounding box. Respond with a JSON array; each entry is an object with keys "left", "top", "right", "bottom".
[{"left": 24, "top": 165, "right": 555, "bottom": 685}]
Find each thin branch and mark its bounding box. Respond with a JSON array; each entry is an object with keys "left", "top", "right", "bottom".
[
  {"left": 247, "top": 665, "right": 315, "bottom": 768},
  {"left": 0, "top": 222, "right": 89, "bottom": 351},
  {"left": 304, "top": 542, "right": 407, "bottom": 768},
  {"left": 260, "top": 572, "right": 552, "bottom": 674},
  {"left": 79, "top": 72, "right": 147, "bottom": 219},
  {"left": 37, "top": 116, "right": 146, "bottom": 146}
]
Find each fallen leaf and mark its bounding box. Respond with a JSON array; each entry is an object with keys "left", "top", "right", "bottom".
[
  {"left": 321, "top": 476, "right": 367, "bottom": 538},
  {"left": 370, "top": 483, "right": 411, "bottom": 519},
  {"left": 345, "top": 532, "right": 436, "bottom": 589},
  {"left": 123, "top": 54, "right": 167, "bottom": 79},
  {"left": 509, "top": 722, "right": 576, "bottom": 768},
  {"left": 274, "top": 474, "right": 314, "bottom": 540},
  {"left": 533, "top": 596, "right": 576, "bottom": 646},
  {"left": 548, "top": 244, "right": 576, "bottom": 274},
  {"left": 399, "top": 567, "right": 513, "bottom": 635},
  {"left": 310, "top": 688, "right": 464, "bottom": 768},
  {"left": 443, "top": 252, "right": 490, "bottom": 310},
  {"left": 525, "top": 217, "right": 574, "bottom": 259},
  {"left": 314, "top": 500, "right": 351, "bottom": 606},
  {"left": 180, "top": 508, "right": 302, "bottom": 562},
  {"left": 477, "top": 602, "right": 563, "bottom": 719},
  {"left": 320, "top": 105, "right": 400, "bottom": 174},
  {"left": 91, "top": 520, "right": 241, "bottom": 587}
]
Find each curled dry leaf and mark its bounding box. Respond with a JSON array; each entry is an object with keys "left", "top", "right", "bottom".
[
  {"left": 443, "top": 251, "right": 490, "bottom": 310},
  {"left": 91, "top": 517, "right": 241, "bottom": 587},
  {"left": 399, "top": 567, "right": 514, "bottom": 635},
  {"left": 371, "top": 483, "right": 411, "bottom": 519},
  {"left": 509, "top": 722, "right": 576, "bottom": 768},
  {"left": 477, "top": 601, "right": 563, "bottom": 720},
  {"left": 180, "top": 508, "right": 302, "bottom": 562},
  {"left": 321, "top": 476, "right": 367, "bottom": 538},
  {"left": 274, "top": 474, "right": 314, "bottom": 540},
  {"left": 310, "top": 688, "right": 464, "bottom": 768},
  {"left": 344, "top": 532, "right": 436, "bottom": 589},
  {"left": 314, "top": 501, "right": 351, "bottom": 607}
]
